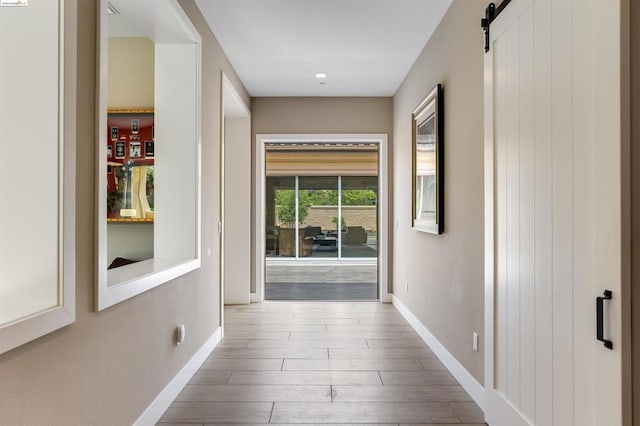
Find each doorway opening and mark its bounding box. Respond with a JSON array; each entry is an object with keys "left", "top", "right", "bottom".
[
  {"left": 255, "top": 135, "right": 389, "bottom": 302},
  {"left": 221, "top": 73, "right": 251, "bottom": 316}
]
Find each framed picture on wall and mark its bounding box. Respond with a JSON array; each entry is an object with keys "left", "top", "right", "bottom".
[
  {"left": 107, "top": 145, "right": 112, "bottom": 159},
  {"left": 412, "top": 83, "right": 444, "bottom": 234},
  {"left": 111, "top": 126, "right": 119, "bottom": 141},
  {"left": 115, "top": 141, "right": 126, "bottom": 159},
  {"left": 107, "top": 109, "right": 154, "bottom": 221},
  {"left": 129, "top": 141, "right": 141, "bottom": 158},
  {"left": 144, "top": 140, "right": 154, "bottom": 158}
]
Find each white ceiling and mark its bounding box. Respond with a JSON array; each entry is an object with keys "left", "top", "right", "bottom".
[
  {"left": 108, "top": 0, "right": 195, "bottom": 43},
  {"left": 195, "top": 0, "right": 453, "bottom": 97}
]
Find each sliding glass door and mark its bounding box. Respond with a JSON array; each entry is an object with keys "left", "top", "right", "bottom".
[
  {"left": 299, "top": 176, "right": 339, "bottom": 258},
  {"left": 265, "top": 176, "right": 295, "bottom": 258},
  {"left": 265, "top": 175, "right": 377, "bottom": 260},
  {"left": 340, "top": 176, "right": 378, "bottom": 258},
  {"left": 263, "top": 141, "right": 380, "bottom": 301}
]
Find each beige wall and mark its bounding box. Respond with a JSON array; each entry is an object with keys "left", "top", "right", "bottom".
[
  {"left": 251, "top": 97, "right": 393, "bottom": 293},
  {"left": 108, "top": 37, "right": 155, "bottom": 108},
  {"left": 392, "top": 0, "right": 485, "bottom": 383},
  {"left": 632, "top": 0, "right": 639, "bottom": 422},
  {"left": 252, "top": 97, "right": 393, "bottom": 136},
  {"left": 107, "top": 223, "right": 154, "bottom": 265},
  {"left": 0, "top": 0, "right": 249, "bottom": 424},
  {"left": 224, "top": 116, "right": 252, "bottom": 305}
]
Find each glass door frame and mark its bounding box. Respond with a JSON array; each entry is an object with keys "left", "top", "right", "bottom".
[
  {"left": 255, "top": 134, "right": 390, "bottom": 303},
  {"left": 270, "top": 175, "right": 379, "bottom": 261}
]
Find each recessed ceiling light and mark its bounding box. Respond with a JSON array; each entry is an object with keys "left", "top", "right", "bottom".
[{"left": 315, "top": 73, "right": 327, "bottom": 79}]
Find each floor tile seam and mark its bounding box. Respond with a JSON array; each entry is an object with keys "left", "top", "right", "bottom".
[
  {"left": 175, "top": 398, "right": 331, "bottom": 403},
  {"left": 211, "top": 358, "right": 338, "bottom": 360},
  {"left": 281, "top": 357, "right": 435, "bottom": 364},
  {"left": 331, "top": 383, "right": 465, "bottom": 387},
  {"left": 198, "top": 370, "right": 286, "bottom": 373},
  {"left": 327, "top": 357, "right": 440, "bottom": 361},
  {"left": 174, "top": 396, "right": 476, "bottom": 402},
  {"left": 224, "top": 372, "right": 384, "bottom": 377},
  {"left": 268, "top": 401, "right": 275, "bottom": 423},
  {"left": 258, "top": 370, "right": 438, "bottom": 374},
  {"left": 280, "top": 369, "right": 437, "bottom": 372},
  {"left": 323, "top": 399, "right": 474, "bottom": 404},
  {"left": 173, "top": 399, "right": 468, "bottom": 407},
  {"left": 269, "top": 401, "right": 464, "bottom": 406},
  {"left": 183, "top": 383, "right": 336, "bottom": 387},
  {"left": 227, "top": 382, "right": 386, "bottom": 386},
  {"left": 445, "top": 401, "right": 464, "bottom": 423},
  {"left": 326, "top": 384, "right": 471, "bottom": 389}
]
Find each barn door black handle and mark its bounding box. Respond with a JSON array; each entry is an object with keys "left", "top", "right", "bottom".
[{"left": 596, "top": 290, "right": 613, "bottom": 350}]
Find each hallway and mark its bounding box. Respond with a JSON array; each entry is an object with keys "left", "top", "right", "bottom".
[{"left": 158, "top": 302, "right": 485, "bottom": 425}]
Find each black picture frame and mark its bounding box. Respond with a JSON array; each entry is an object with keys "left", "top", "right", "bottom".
[
  {"left": 144, "top": 140, "right": 154, "bottom": 158},
  {"left": 412, "top": 83, "right": 444, "bottom": 234},
  {"left": 115, "top": 141, "right": 126, "bottom": 159}
]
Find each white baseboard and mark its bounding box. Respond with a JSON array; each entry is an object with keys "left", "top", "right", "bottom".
[
  {"left": 250, "top": 293, "right": 261, "bottom": 303},
  {"left": 134, "top": 327, "right": 222, "bottom": 425},
  {"left": 392, "top": 295, "right": 485, "bottom": 410}
]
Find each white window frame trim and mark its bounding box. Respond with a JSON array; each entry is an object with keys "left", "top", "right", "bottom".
[
  {"left": 0, "top": 0, "right": 76, "bottom": 355},
  {"left": 254, "top": 133, "right": 390, "bottom": 303},
  {"left": 95, "top": 0, "right": 202, "bottom": 311}
]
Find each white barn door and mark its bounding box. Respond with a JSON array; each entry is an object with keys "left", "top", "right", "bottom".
[{"left": 484, "top": 0, "right": 624, "bottom": 425}]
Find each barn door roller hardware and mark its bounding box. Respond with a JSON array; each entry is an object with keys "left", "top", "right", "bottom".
[{"left": 481, "top": 0, "right": 512, "bottom": 52}]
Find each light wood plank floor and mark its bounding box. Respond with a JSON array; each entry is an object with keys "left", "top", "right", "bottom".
[{"left": 158, "top": 302, "right": 486, "bottom": 425}]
